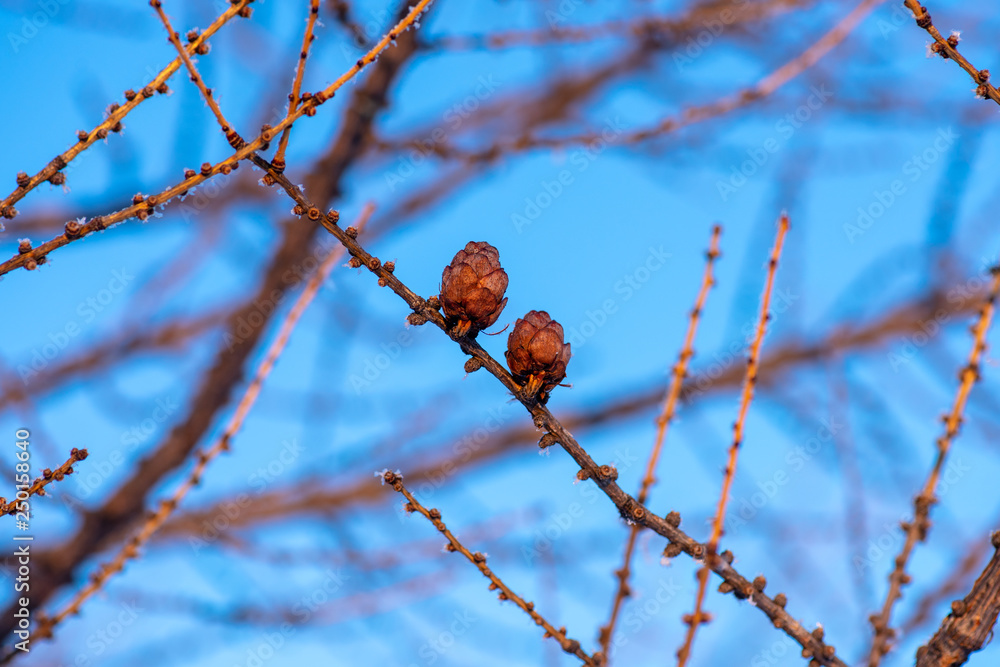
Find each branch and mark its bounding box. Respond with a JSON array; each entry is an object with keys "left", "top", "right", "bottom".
[
  {"left": 901, "top": 1, "right": 1000, "bottom": 106},
  {"left": 677, "top": 215, "right": 788, "bottom": 666},
  {"left": 27, "top": 208, "right": 370, "bottom": 651},
  {"left": 915, "top": 533, "right": 1000, "bottom": 667},
  {"left": 0, "top": 1, "right": 427, "bottom": 642},
  {"left": 0, "top": 449, "right": 88, "bottom": 517},
  {"left": 253, "top": 164, "right": 849, "bottom": 667},
  {"left": 598, "top": 225, "right": 721, "bottom": 661},
  {"left": 273, "top": 0, "right": 322, "bottom": 172},
  {"left": 867, "top": 266, "right": 1000, "bottom": 666},
  {"left": 0, "top": 0, "right": 253, "bottom": 224},
  {"left": 0, "top": 0, "right": 434, "bottom": 278},
  {"left": 383, "top": 471, "right": 596, "bottom": 666}
]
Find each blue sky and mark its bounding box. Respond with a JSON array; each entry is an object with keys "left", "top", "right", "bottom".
[{"left": 2, "top": 0, "right": 1000, "bottom": 665}]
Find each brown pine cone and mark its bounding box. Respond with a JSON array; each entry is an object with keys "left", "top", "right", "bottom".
[
  {"left": 440, "top": 241, "right": 509, "bottom": 337},
  {"left": 505, "top": 310, "right": 571, "bottom": 402}
]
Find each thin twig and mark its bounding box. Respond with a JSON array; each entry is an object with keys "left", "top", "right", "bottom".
[
  {"left": 273, "top": 0, "right": 322, "bottom": 172},
  {"left": 901, "top": 1, "right": 1000, "bottom": 106},
  {"left": 151, "top": 0, "right": 245, "bottom": 150},
  {"left": 0, "top": 0, "right": 434, "bottom": 278},
  {"left": 598, "top": 225, "right": 721, "bottom": 661},
  {"left": 254, "top": 165, "right": 848, "bottom": 667},
  {"left": 383, "top": 471, "right": 597, "bottom": 666},
  {"left": 0, "top": 449, "right": 88, "bottom": 517},
  {"left": 0, "top": 0, "right": 252, "bottom": 224},
  {"left": 28, "top": 207, "right": 372, "bottom": 647},
  {"left": 676, "top": 215, "right": 788, "bottom": 667},
  {"left": 867, "top": 265, "right": 1000, "bottom": 666}
]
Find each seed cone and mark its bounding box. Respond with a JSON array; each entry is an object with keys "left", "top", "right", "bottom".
[
  {"left": 505, "top": 310, "right": 571, "bottom": 402},
  {"left": 440, "top": 241, "right": 509, "bottom": 337}
]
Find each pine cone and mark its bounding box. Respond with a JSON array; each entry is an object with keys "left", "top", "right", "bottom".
[
  {"left": 440, "top": 241, "right": 509, "bottom": 337},
  {"left": 505, "top": 310, "right": 571, "bottom": 402}
]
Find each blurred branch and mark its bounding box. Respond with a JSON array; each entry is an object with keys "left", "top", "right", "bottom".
[{"left": 0, "top": 1, "right": 429, "bottom": 644}]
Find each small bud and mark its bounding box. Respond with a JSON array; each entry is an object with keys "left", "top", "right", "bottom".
[
  {"left": 663, "top": 543, "right": 682, "bottom": 558},
  {"left": 464, "top": 357, "right": 483, "bottom": 373}
]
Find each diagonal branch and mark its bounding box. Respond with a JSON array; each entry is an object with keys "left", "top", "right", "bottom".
[
  {"left": 0, "top": 0, "right": 434, "bottom": 278},
  {"left": 867, "top": 265, "right": 1000, "bottom": 666},
  {"left": 254, "top": 163, "right": 849, "bottom": 667},
  {"left": 0, "top": 1, "right": 429, "bottom": 643},
  {"left": 915, "top": 532, "right": 1000, "bottom": 667},
  {"left": 0, "top": 0, "right": 253, "bottom": 224},
  {"left": 384, "top": 471, "right": 596, "bottom": 666},
  {"left": 25, "top": 208, "right": 370, "bottom": 654},
  {"left": 598, "top": 225, "right": 721, "bottom": 661},
  {"left": 901, "top": 1, "right": 1000, "bottom": 106},
  {"left": 676, "top": 215, "right": 788, "bottom": 667},
  {"left": 0, "top": 449, "right": 88, "bottom": 517}
]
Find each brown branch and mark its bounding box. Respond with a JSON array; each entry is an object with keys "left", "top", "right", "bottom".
[
  {"left": 384, "top": 471, "right": 596, "bottom": 666},
  {"left": 0, "top": 0, "right": 434, "bottom": 278},
  {"left": 30, "top": 208, "right": 370, "bottom": 648},
  {"left": 422, "top": 0, "right": 801, "bottom": 51},
  {"left": 404, "top": 0, "right": 880, "bottom": 162},
  {"left": 598, "top": 225, "right": 721, "bottom": 661},
  {"left": 902, "top": 1, "right": 1000, "bottom": 107},
  {"left": 0, "top": 0, "right": 253, "bottom": 224},
  {"left": 677, "top": 215, "right": 788, "bottom": 667},
  {"left": 151, "top": 0, "right": 245, "bottom": 149},
  {"left": 915, "top": 532, "right": 1000, "bottom": 667},
  {"left": 253, "top": 164, "right": 849, "bottom": 667},
  {"left": 0, "top": 449, "right": 88, "bottom": 517},
  {"left": 273, "top": 0, "right": 322, "bottom": 172},
  {"left": 0, "top": 1, "right": 427, "bottom": 642},
  {"left": 868, "top": 266, "right": 1000, "bottom": 666}
]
